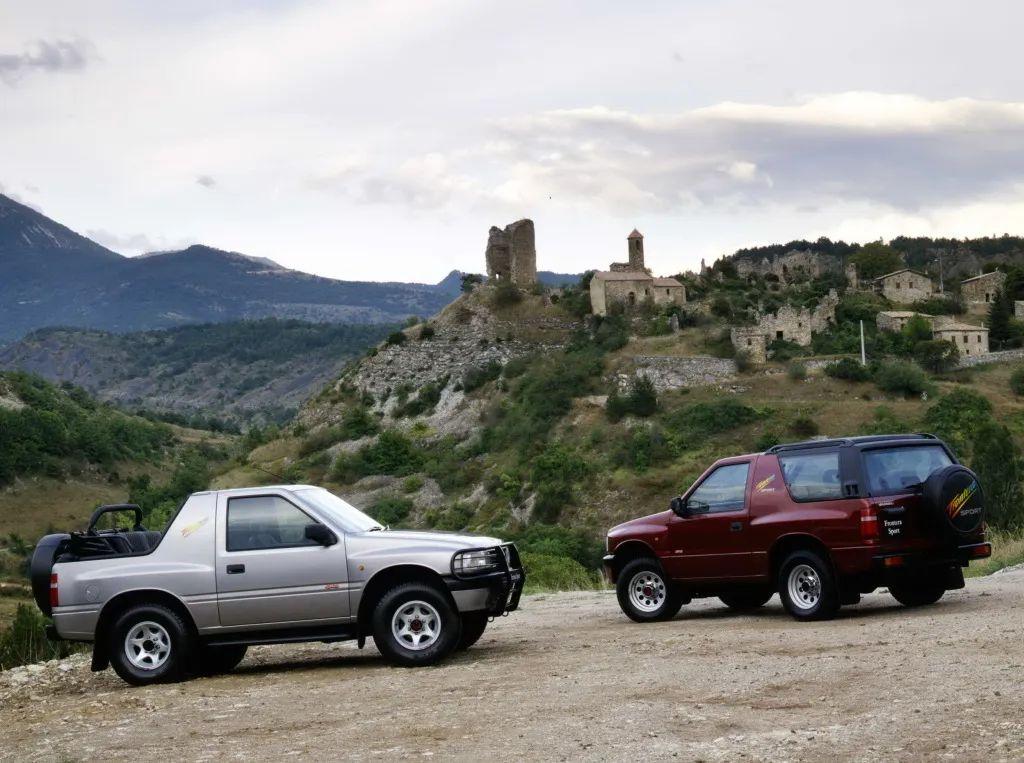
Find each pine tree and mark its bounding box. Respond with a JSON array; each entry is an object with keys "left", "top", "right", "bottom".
[
  {"left": 971, "top": 421, "right": 1024, "bottom": 532},
  {"left": 987, "top": 288, "right": 1013, "bottom": 349}
]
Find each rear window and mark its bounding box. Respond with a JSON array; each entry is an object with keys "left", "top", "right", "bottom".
[
  {"left": 864, "top": 445, "right": 952, "bottom": 495},
  {"left": 779, "top": 451, "right": 842, "bottom": 500}
]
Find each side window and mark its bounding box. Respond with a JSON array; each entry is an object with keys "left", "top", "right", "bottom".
[
  {"left": 688, "top": 463, "right": 750, "bottom": 513},
  {"left": 227, "top": 496, "right": 319, "bottom": 551},
  {"left": 778, "top": 451, "right": 842, "bottom": 500}
]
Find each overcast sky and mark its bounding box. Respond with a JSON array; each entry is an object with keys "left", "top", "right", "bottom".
[{"left": 2, "top": 1, "right": 1023, "bottom": 282}]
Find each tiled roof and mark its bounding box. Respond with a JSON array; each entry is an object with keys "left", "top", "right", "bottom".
[
  {"left": 875, "top": 268, "right": 929, "bottom": 281},
  {"left": 934, "top": 322, "right": 989, "bottom": 333},
  {"left": 961, "top": 271, "right": 1004, "bottom": 284},
  {"left": 627, "top": 229, "right": 643, "bottom": 239},
  {"left": 652, "top": 277, "right": 683, "bottom": 287}
]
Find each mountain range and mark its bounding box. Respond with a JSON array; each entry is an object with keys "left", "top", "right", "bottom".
[{"left": 0, "top": 193, "right": 579, "bottom": 342}]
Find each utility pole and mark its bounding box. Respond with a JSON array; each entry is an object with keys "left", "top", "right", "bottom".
[{"left": 860, "top": 320, "right": 866, "bottom": 366}]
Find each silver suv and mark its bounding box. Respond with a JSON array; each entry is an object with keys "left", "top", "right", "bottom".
[{"left": 30, "top": 485, "right": 524, "bottom": 686}]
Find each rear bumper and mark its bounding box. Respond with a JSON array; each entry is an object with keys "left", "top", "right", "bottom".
[{"left": 871, "top": 541, "right": 992, "bottom": 570}]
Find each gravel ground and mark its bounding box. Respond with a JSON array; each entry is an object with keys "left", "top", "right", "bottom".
[{"left": 2, "top": 568, "right": 1022, "bottom": 762}]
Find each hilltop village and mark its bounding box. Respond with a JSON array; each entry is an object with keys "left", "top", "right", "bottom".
[{"left": 480, "top": 217, "right": 1003, "bottom": 367}]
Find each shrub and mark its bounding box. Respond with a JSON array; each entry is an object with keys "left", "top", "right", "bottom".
[
  {"left": 858, "top": 406, "right": 908, "bottom": 436},
  {"left": 824, "top": 357, "right": 871, "bottom": 382},
  {"left": 298, "top": 426, "right": 344, "bottom": 457},
  {"left": 370, "top": 496, "right": 414, "bottom": 527},
  {"left": 913, "top": 339, "right": 960, "bottom": 374},
  {"left": 873, "top": 360, "right": 933, "bottom": 397},
  {"left": 512, "top": 524, "right": 604, "bottom": 569},
  {"left": 755, "top": 430, "right": 781, "bottom": 450},
  {"left": 911, "top": 296, "right": 964, "bottom": 316},
  {"left": 402, "top": 475, "right": 424, "bottom": 493},
  {"left": 385, "top": 331, "right": 407, "bottom": 346},
  {"left": 605, "top": 375, "right": 658, "bottom": 421},
  {"left": 460, "top": 273, "right": 484, "bottom": 292},
  {"left": 902, "top": 314, "right": 934, "bottom": 345},
  {"left": 339, "top": 405, "right": 380, "bottom": 440},
  {"left": 768, "top": 339, "right": 805, "bottom": 362},
  {"left": 394, "top": 378, "right": 446, "bottom": 418},
  {"left": 663, "top": 399, "right": 760, "bottom": 441},
  {"left": 427, "top": 502, "right": 474, "bottom": 531},
  {"left": 787, "top": 361, "right": 808, "bottom": 381},
  {"left": 0, "top": 604, "right": 80, "bottom": 670},
  {"left": 970, "top": 422, "right": 1024, "bottom": 532},
  {"left": 710, "top": 296, "right": 733, "bottom": 319},
  {"left": 333, "top": 430, "right": 423, "bottom": 481},
  {"left": 922, "top": 387, "right": 993, "bottom": 456},
  {"left": 502, "top": 356, "right": 531, "bottom": 379},
  {"left": 520, "top": 552, "right": 601, "bottom": 594},
  {"left": 1010, "top": 366, "right": 1024, "bottom": 396},
  {"left": 610, "top": 425, "right": 674, "bottom": 471},
  {"left": 491, "top": 280, "right": 523, "bottom": 308},
  {"left": 418, "top": 324, "right": 435, "bottom": 341},
  {"left": 789, "top": 415, "right": 819, "bottom": 438},
  {"left": 462, "top": 361, "right": 502, "bottom": 393}
]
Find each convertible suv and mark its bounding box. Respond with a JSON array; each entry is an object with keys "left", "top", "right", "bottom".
[
  {"left": 30, "top": 485, "right": 524, "bottom": 685},
  {"left": 604, "top": 434, "right": 991, "bottom": 622}
]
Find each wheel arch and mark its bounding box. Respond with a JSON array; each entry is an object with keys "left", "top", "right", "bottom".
[
  {"left": 768, "top": 533, "right": 836, "bottom": 580},
  {"left": 92, "top": 588, "right": 198, "bottom": 672},
  {"left": 356, "top": 564, "right": 455, "bottom": 631},
  {"left": 607, "top": 540, "right": 659, "bottom": 584}
]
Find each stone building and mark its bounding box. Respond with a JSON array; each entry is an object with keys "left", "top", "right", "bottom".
[
  {"left": 845, "top": 263, "right": 859, "bottom": 289},
  {"left": 485, "top": 219, "right": 537, "bottom": 287},
  {"left": 730, "top": 327, "right": 767, "bottom": 364},
  {"left": 933, "top": 322, "right": 990, "bottom": 356},
  {"left": 873, "top": 269, "right": 934, "bottom": 303},
  {"left": 729, "top": 289, "right": 839, "bottom": 360},
  {"left": 876, "top": 311, "right": 928, "bottom": 332},
  {"left": 1016, "top": 301, "right": 1024, "bottom": 320},
  {"left": 960, "top": 270, "right": 1006, "bottom": 305},
  {"left": 590, "top": 230, "right": 685, "bottom": 316}
]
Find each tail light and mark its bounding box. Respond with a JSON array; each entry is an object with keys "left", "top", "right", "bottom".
[
  {"left": 969, "top": 543, "right": 992, "bottom": 559},
  {"left": 49, "top": 573, "right": 59, "bottom": 608},
  {"left": 860, "top": 506, "right": 879, "bottom": 543}
]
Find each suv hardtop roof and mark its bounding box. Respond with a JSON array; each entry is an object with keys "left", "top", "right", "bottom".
[{"left": 765, "top": 433, "right": 939, "bottom": 455}]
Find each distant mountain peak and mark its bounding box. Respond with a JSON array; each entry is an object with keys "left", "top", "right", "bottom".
[
  {"left": 0, "top": 193, "right": 121, "bottom": 259},
  {"left": 138, "top": 243, "right": 286, "bottom": 271}
]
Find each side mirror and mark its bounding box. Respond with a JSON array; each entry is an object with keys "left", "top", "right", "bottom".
[
  {"left": 304, "top": 523, "right": 337, "bottom": 546},
  {"left": 670, "top": 496, "right": 687, "bottom": 517}
]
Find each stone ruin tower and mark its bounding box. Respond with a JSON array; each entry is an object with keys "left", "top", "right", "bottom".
[
  {"left": 485, "top": 219, "right": 537, "bottom": 287},
  {"left": 610, "top": 229, "right": 652, "bottom": 274}
]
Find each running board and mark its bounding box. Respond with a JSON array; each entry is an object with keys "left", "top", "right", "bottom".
[{"left": 204, "top": 625, "right": 358, "bottom": 648}]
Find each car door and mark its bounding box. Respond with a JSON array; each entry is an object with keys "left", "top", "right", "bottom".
[
  {"left": 215, "top": 492, "right": 351, "bottom": 628},
  {"left": 665, "top": 461, "right": 755, "bottom": 581}
]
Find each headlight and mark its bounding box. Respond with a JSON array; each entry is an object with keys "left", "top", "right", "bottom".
[{"left": 452, "top": 548, "right": 501, "bottom": 576}]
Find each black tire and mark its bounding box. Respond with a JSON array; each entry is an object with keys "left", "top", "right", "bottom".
[
  {"left": 194, "top": 644, "right": 248, "bottom": 676},
  {"left": 922, "top": 464, "right": 985, "bottom": 539},
  {"left": 108, "top": 603, "right": 193, "bottom": 686},
  {"left": 616, "top": 558, "right": 684, "bottom": 623},
  {"left": 457, "top": 613, "right": 489, "bottom": 651},
  {"left": 371, "top": 582, "right": 461, "bottom": 667},
  {"left": 719, "top": 589, "right": 773, "bottom": 611},
  {"left": 778, "top": 550, "right": 840, "bottom": 621},
  {"left": 889, "top": 580, "right": 946, "bottom": 607}
]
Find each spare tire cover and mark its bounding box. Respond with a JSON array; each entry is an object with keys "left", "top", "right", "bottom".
[
  {"left": 29, "top": 533, "right": 70, "bottom": 616},
  {"left": 922, "top": 465, "right": 985, "bottom": 537}
]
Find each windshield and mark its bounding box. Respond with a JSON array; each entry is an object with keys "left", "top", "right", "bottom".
[
  {"left": 864, "top": 445, "right": 952, "bottom": 495},
  {"left": 295, "top": 488, "right": 383, "bottom": 532}
]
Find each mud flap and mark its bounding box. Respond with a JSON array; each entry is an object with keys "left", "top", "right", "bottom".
[
  {"left": 944, "top": 565, "right": 965, "bottom": 591},
  {"left": 91, "top": 643, "right": 109, "bottom": 672},
  {"left": 357, "top": 635, "right": 366, "bottom": 649}
]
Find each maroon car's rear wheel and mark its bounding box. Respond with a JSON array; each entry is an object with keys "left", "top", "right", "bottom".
[
  {"left": 616, "top": 558, "right": 684, "bottom": 622},
  {"left": 778, "top": 550, "right": 840, "bottom": 621}
]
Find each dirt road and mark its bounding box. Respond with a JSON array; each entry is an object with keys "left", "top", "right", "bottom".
[{"left": 2, "top": 569, "right": 1022, "bottom": 762}]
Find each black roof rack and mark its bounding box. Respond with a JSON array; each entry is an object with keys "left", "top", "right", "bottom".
[{"left": 766, "top": 433, "right": 937, "bottom": 455}]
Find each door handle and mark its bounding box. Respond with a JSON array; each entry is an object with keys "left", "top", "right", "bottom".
[
  {"left": 226, "top": 564, "right": 246, "bottom": 574},
  {"left": 730, "top": 522, "right": 743, "bottom": 532}
]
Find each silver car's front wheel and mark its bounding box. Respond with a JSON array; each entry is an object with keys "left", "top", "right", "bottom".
[
  {"left": 391, "top": 600, "right": 441, "bottom": 651},
  {"left": 124, "top": 620, "right": 172, "bottom": 670}
]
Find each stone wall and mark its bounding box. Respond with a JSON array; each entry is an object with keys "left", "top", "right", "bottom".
[
  {"left": 734, "top": 249, "right": 842, "bottom": 282},
  {"left": 1016, "top": 301, "right": 1024, "bottom": 321},
  {"left": 957, "top": 347, "right": 1024, "bottom": 367},
  {"left": 620, "top": 355, "right": 736, "bottom": 391}
]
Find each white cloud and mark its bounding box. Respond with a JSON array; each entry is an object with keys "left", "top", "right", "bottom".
[{"left": 0, "top": 38, "right": 96, "bottom": 85}]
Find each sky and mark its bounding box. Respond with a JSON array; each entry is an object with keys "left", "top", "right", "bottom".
[{"left": 2, "top": 0, "right": 1023, "bottom": 283}]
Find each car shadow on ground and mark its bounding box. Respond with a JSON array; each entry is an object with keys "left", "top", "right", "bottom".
[{"left": 668, "top": 595, "right": 964, "bottom": 623}]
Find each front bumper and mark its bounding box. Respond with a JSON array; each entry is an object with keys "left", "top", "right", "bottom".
[{"left": 446, "top": 544, "right": 525, "bottom": 615}]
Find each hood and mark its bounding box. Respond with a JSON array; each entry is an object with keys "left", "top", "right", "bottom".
[
  {"left": 352, "top": 529, "right": 503, "bottom": 550},
  {"left": 607, "top": 509, "right": 672, "bottom": 538}
]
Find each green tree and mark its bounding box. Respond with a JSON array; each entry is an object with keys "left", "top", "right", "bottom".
[
  {"left": 913, "top": 339, "right": 960, "bottom": 374},
  {"left": 903, "top": 314, "right": 934, "bottom": 345},
  {"left": 970, "top": 421, "right": 1024, "bottom": 531},
  {"left": 988, "top": 288, "right": 1013, "bottom": 349},
  {"left": 850, "top": 241, "right": 903, "bottom": 280}
]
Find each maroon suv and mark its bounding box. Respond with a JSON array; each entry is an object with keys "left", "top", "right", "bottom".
[{"left": 604, "top": 434, "right": 992, "bottom": 622}]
